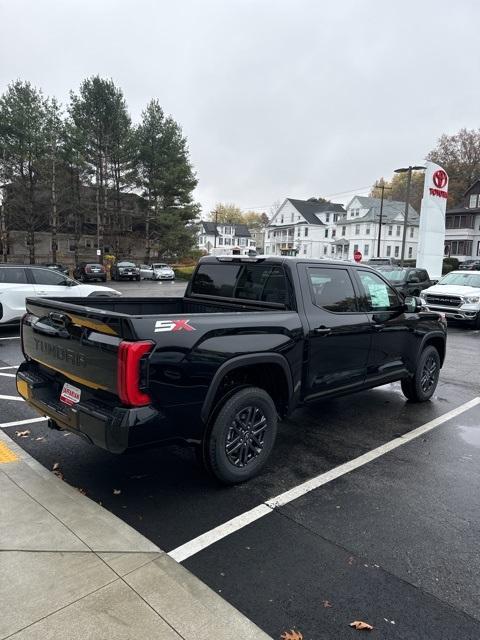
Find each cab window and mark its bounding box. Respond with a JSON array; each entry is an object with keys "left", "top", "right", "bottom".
[
  {"left": 307, "top": 267, "right": 357, "bottom": 312},
  {"left": 357, "top": 270, "right": 400, "bottom": 311}
]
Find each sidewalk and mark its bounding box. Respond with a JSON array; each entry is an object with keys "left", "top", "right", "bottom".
[{"left": 0, "top": 431, "right": 271, "bottom": 640}]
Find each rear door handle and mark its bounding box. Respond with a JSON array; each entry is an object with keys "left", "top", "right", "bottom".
[{"left": 314, "top": 326, "right": 332, "bottom": 335}]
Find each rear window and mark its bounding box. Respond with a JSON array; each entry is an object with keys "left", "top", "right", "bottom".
[
  {"left": 0, "top": 267, "right": 27, "bottom": 284},
  {"left": 191, "top": 262, "right": 290, "bottom": 306}
]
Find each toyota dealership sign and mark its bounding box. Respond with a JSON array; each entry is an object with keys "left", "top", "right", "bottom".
[{"left": 416, "top": 161, "right": 449, "bottom": 280}]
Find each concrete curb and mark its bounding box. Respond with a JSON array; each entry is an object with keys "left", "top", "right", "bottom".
[{"left": 0, "top": 429, "right": 271, "bottom": 639}]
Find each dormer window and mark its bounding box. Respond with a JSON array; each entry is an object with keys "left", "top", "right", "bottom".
[{"left": 469, "top": 194, "right": 479, "bottom": 208}]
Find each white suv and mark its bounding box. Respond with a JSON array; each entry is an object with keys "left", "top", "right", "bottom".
[
  {"left": 0, "top": 265, "right": 121, "bottom": 325},
  {"left": 421, "top": 270, "right": 480, "bottom": 328}
]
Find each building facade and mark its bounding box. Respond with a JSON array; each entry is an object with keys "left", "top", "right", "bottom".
[
  {"left": 264, "top": 196, "right": 419, "bottom": 261},
  {"left": 444, "top": 180, "right": 480, "bottom": 260},
  {"left": 197, "top": 222, "right": 256, "bottom": 256},
  {"left": 264, "top": 199, "right": 346, "bottom": 258},
  {"left": 339, "top": 196, "right": 420, "bottom": 261}
]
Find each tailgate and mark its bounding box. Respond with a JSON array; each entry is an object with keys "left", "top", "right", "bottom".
[{"left": 21, "top": 297, "right": 133, "bottom": 395}]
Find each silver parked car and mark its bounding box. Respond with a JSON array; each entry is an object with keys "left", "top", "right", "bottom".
[{"left": 140, "top": 263, "right": 175, "bottom": 281}]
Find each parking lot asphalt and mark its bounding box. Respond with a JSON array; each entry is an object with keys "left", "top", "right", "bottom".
[{"left": 1, "top": 280, "right": 479, "bottom": 639}]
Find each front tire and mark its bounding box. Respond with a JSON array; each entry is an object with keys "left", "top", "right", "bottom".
[
  {"left": 401, "top": 345, "right": 440, "bottom": 402},
  {"left": 203, "top": 386, "right": 278, "bottom": 484},
  {"left": 473, "top": 312, "right": 480, "bottom": 329}
]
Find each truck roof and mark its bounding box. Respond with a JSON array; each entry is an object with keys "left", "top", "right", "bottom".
[{"left": 199, "top": 255, "right": 365, "bottom": 268}]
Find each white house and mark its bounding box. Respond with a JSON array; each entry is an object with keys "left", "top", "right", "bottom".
[
  {"left": 197, "top": 222, "right": 256, "bottom": 256},
  {"left": 264, "top": 198, "right": 346, "bottom": 258},
  {"left": 444, "top": 180, "right": 480, "bottom": 261},
  {"left": 337, "top": 196, "right": 420, "bottom": 261}
]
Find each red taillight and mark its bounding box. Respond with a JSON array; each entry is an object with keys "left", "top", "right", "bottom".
[
  {"left": 117, "top": 340, "right": 154, "bottom": 407},
  {"left": 86, "top": 266, "right": 92, "bottom": 273},
  {"left": 20, "top": 312, "right": 30, "bottom": 359}
]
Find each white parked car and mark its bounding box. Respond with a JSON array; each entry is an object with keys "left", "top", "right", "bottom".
[
  {"left": 421, "top": 270, "right": 480, "bottom": 328},
  {"left": 0, "top": 265, "right": 121, "bottom": 325},
  {"left": 139, "top": 263, "right": 175, "bottom": 281}
]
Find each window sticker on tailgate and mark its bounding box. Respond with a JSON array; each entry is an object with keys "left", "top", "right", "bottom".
[{"left": 60, "top": 383, "right": 81, "bottom": 406}]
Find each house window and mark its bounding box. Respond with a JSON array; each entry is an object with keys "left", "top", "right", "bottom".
[
  {"left": 366, "top": 226, "right": 370, "bottom": 235},
  {"left": 396, "top": 225, "right": 401, "bottom": 236},
  {"left": 342, "top": 226, "right": 346, "bottom": 236},
  {"left": 280, "top": 216, "right": 284, "bottom": 224},
  {"left": 445, "top": 240, "right": 473, "bottom": 255},
  {"left": 386, "top": 245, "right": 391, "bottom": 257},
  {"left": 304, "top": 227, "right": 309, "bottom": 237},
  {"left": 303, "top": 245, "right": 307, "bottom": 254},
  {"left": 84, "top": 238, "right": 93, "bottom": 249},
  {"left": 291, "top": 213, "right": 294, "bottom": 222},
  {"left": 297, "top": 227, "right": 300, "bottom": 236},
  {"left": 240, "top": 237, "right": 246, "bottom": 246},
  {"left": 326, "top": 213, "right": 330, "bottom": 223},
  {"left": 364, "top": 245, "right": 369, "bottom": 256},
  {"left": 332, "top": 229, "right": 336, "bottom": 238},
  {"left": 324, "top": 229, "right": 329, "bottom": 238},
  {"left": 331, "top": 246, "right": 335, "bottom": 254},
  {"left": 469, "top": 194, "right": 478, "bottom": 208},
  {"left": 355, "top": 211, "right": 360, "bottom": 217},
  {"left": 353, "top": 244, "right": 359, "bottom": 252},
  {"left": 409, "top": 227, "right": 414, "bottom": 238},
  {"left": 445, "top": 215, "right": 474, "bottom": 229},
  {"left": 323, "top": 246, "right": 328, "bottom": 255},
  {"left": 218, "top": 237, "right": 224, "bottom": 245},
  {"left": 408, "top": 246, "right": 413, "bottom": 258},
  {"left": 68, "top": 240, "right": 76, "bottom": 252},
  {"left": 355, "top": 224, "right": 360, "bottom": 235},
  {"left": 394, "top": 246, "right": 400, "bottom": 257},
  {"left": 334, "top": 214, "right": 339, "bottom": 222},
  {"left": 388, "top": 225, "right": 393, "bottom": 236}
]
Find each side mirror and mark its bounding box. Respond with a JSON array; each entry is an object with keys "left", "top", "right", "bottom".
[{"left": 404, "top": 295, "right": 423, "bottom": 312}]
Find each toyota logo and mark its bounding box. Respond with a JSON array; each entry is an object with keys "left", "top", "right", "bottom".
[{"left": 433, "top": 169, "right": 448, "bottom": 189}]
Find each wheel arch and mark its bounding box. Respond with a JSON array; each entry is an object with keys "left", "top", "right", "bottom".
[
  {"left": 419, "top": 333, "right": 446, "bottom": 366},
  {"left": 201, "top": 353, "right": 294, "bottom": 424}
]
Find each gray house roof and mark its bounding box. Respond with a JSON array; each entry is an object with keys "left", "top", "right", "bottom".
[
  {"left": 200, "top": 221, "right": 251, "bottom": 237},
  {"left": 344, "top": 196, "right": 420, "bottom": 226},
  {"left": 287, "top": 199, "right": 346, "bottom": 225}
]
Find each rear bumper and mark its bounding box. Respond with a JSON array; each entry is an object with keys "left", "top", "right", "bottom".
[{"left": 16, "top": 363, "right": 161, "bottom": 454}]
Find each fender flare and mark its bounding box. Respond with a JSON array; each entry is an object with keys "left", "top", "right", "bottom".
[
  {"left": 417, "top": 331, "right": 447, "bottom": 365},
  {"left": 200, "top": 353, "right": 294, "bottom": 423}
]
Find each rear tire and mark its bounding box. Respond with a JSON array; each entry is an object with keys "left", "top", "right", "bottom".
[
  {"left": 203, "top": 386, "right": 278, "bottom": 484},
  {"left": 401, "top": 345, "right": 440, "bottom": 402},
  {"left": 473, "top": 312, "right": 480, "bottom": 329}
]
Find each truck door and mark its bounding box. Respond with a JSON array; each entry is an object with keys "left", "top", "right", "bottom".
[
  {"left": 353, "top": 269, "right": 413, "bottom": 383},
  {"left": 299, "top": 264, "right": 372, "bottom": 399}
]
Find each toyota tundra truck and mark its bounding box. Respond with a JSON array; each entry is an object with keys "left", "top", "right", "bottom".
[{"left": 17, "top": 256, "right": 447, "bottom": 484}]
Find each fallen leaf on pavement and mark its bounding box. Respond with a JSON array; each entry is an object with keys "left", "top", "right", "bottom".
[
  {"left": 113, "top": 489, "right": 121, "bottom": 495},
  {"left": 52, "top": 462, "right": 60, "bottom": 471},
  {"left": 281, "top": 631, "right": 303, "bottom": 640},
  {"left": 323, "top": 600, "right": 333, "bottom": 608},
  {"left": 77, "top": 488, "right": 86, "bottom": 495},
  {"left": 35, "top": 437, "right": 44, "bottom": 441},
  {"left": 53, "top": 470, "right": 64, "bottom": 481},
  {"left": 16, "top": 430, "right": 30, "bottom": 437},
  {"left": 349, "top": 621, "right": 373, "bottom": 631}
]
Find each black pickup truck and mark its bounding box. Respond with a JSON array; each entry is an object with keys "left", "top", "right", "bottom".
[{"left": 17, "top": 256, "right": 447, "bottom": 483}]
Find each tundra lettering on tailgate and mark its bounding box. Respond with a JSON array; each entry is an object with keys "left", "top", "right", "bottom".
[
  {"left": 33, "top": 338, "right": 87, "bottom": 367},
  {"left": 154, "top": 319, "right": 196, "bottom": 333}
]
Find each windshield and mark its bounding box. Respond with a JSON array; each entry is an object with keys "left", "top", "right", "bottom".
[
  {"left": 437, "top": 272, "right": 480, "bottom": 287},
  {"left": 377, "top": 268, "right": 407, "bottom": 282},
  {"left": 153, "top": 263, "right": 168, "bottom": 269},
  {"left": 118, "top": 261, "right": 136, "bottom": 267}
]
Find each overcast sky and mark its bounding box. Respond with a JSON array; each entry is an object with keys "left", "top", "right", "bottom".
[{"left": 1, "top": 0, "right": 478, "bottom": 214}]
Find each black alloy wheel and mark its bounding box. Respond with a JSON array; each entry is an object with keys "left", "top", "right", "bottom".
[
  {"left": 203, "top": 386, "right": 278, "bottom": 484},
  {"left": 401, "top": 345, "right": 440, "bottom": 402}
]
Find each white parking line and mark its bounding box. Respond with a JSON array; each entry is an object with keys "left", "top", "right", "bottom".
[
  {"left": 0, "top": 366, "right": 19, "bottom": 370},
  {"left": 0, "top": 416, "right": 47, "bottom": 429},
  {"left": 0, "top": 394, "right": 24, "bottom": 402},
  {"left": 0, "top": 336, "right": 20, "bottom": 341},
  {"left": 0, "top": 372, "right": 16, "bottom": 378},
  {"left": 169, "top": 397, "right": 480, "bottom": 563}
]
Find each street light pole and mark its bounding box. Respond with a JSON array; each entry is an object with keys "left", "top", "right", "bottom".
[
  {"left": 374, "top": 182, "right": 391, "bottom": 257},
  {"left": 394, "top": 165, "right": 426, "bottom": 266}
]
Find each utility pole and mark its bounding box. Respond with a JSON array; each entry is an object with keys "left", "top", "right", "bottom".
[
  {"left": 394, "top": 165, "right": 426, "bottom": 266},
  {"left": 213, "top": 209, "right": 218, "bottom": 251},
  {"left": 374, "top": 182, "right": 391, "bottom": 257}
]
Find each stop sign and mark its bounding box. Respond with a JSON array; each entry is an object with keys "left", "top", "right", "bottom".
[{"left": 353, "top": 250, "right": 362, "bottom": 263}]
